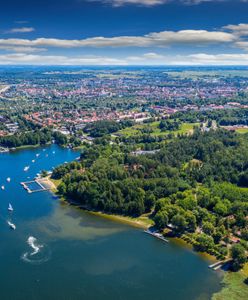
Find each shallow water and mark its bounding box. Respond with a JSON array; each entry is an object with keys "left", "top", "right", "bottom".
[{"left": 0, "top": 145, "right": 222, "bottom": 300}]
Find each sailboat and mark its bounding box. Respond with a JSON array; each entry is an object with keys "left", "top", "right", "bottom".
[
  {"left": 6, "top": 177, "right": 11, "bottom": 182},
  {"left": 1, "top": 185, "right": 5, "bottom": 190},
  {"left": 8, "top": 203, "right": 13, "bottom": 212},
  {"left": 7, "top": 221, "right": 16, "bottom": 230}
]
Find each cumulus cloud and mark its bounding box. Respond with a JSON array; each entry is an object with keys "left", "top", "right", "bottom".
[
  {"left": 223, "top": 23, "right": 248, "bottom": 36},
  {"left": 6, "top": 27, "right": 35, "bottom": 34},
  {"left": 0, "top": 29, "right": 235, "bottom": 49}
]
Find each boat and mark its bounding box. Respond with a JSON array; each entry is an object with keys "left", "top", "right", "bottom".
[
  {"left": 24, "top": 166, "right": 30, "bottom": 172},
  {"left": 52, "top": 151, "right": 55, "bottom": 154},
  {"left": 7, "top": 221, "right": 16, "bottom": 230},
  {"left": 1, "top": 185, "right": 5, "bottom": 190},
  {"left": 32, "top": 159, "right": 35, "bottom": 163},
  {"left": 36, "top": 153, "right": 40, "bottom": 157},
  {"left": 144, "top": 229, "right": 169, "bottom": 243},
  {"left": 6, "top": 177, "right": 11, "bottom": 182},
  {"left": 8, "top": 203, "right": 13, "bottom": 212}
]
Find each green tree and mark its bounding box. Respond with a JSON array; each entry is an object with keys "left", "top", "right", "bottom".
[
  {"left": 154, "top": 210, "right": 168, "bottom": 230},
  {"left": 231, "top": 244, "right": 247, "bottom": 271}
]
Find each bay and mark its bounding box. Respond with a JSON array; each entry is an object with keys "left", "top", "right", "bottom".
[{"left": 0, "top": 144, "right": 221, "bottom": 300}]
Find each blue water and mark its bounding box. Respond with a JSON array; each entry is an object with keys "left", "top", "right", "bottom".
[{"left": 0, "top": 145, "right": 221, "bottom": 300}]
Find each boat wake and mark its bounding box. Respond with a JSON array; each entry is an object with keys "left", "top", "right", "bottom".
[{"left": 21, "top": 236, "right": 51, "bottom": 264}]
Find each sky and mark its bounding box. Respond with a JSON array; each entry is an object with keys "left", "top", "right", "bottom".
[{"left": 0, "top": 0, "right": 248, "bottom": 65}]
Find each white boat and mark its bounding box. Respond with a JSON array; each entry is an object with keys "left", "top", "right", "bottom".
[
  {"left": 7, "top": 221, "right": 16, "bottom": 230},
  {"left": 32, "top": 159, "right": 35, "bottom": 163},
  {"left": 36, "top": 153, "right": 40, "bottom": 157},
  {"left": 1, "top": 185, "right": 5, "bottom": 190},
  {"left": 6, "top": 177, "right": 11, "bottom": 182},
  {"left": 24, "top": 166, "right": 30, "bottom": 172},
  {"left": 52, "top": 151, "right": 55, "bottom": 154},
  {"left": 8, "top": 203, "right": 13, "bottom": 212}
]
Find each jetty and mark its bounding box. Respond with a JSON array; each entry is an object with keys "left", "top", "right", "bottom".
[
  {"left": 21, "top": 178, "right": 51, "bottom": 193},
  {"left": 144, "top": 229, "right": 169, "bottom": 243},
  {"left": 208, "top": 259, "right": 232, "bottom": 271}
]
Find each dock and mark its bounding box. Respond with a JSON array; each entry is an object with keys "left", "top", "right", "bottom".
[
  {"left": 144, "top": 229, "right": 169, "bottom": 243},
  {"left": 21, "top": 178, "right": 51, "bottom": 193},
  {"left": 208, "top": 259, "right": 232, "bottom": 271}
]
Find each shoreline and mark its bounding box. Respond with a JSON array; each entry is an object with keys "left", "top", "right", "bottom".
[
  {"left": 47, "top": 176, "right": 217, "bottom": 262},
  {"left": 48, "top": 177, "right": 153, "bottom": 229}
]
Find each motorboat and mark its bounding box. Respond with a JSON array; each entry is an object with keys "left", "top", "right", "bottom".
[
  {"left": 24, "top": 166, "right": 30, "bottom": 172},
  {"left": 7, "top": 221, "right": 16, "bottom": 230}
]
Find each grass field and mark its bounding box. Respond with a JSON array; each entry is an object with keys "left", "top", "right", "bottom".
[
  {"left": 212, "top": 263, "right": 248, "bottom": 300},
  {"left": 236, "top": 128, "right": 248, "bottom": 134},
  {"left": 117, "top": 121, "right": 199, "bottom": 137}
]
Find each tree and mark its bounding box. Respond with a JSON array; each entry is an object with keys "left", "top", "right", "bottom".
[
  {"left": 154, "top": 211, "right": 168, "bottom": 230},
  {"left": 231, "top": 244, "right": 247, "bottom": 271},
  {"left": 194, "top": 233, "right": 215, "bottom": 252},
  {"left": 58, "top": 182, "right": 67, "bottom": 195},
  {"left": 213, "top": 201, "right": 229, "bottom": 216},
  {"left": 171, "top": 214, "right": 187, "bottom": 233},
  {"left": 202, "top": 221, "right": 215, "bottom": 235},
  {"left": 53, "top": 131, "right": 68, "bottom": 145},
  {"left": 41, "top": 170, "right": 48, "bottom": 178}
]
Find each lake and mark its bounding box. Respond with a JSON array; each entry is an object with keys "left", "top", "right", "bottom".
[{"left": 0, "top": 144, "right": 222, "bottom": 300}]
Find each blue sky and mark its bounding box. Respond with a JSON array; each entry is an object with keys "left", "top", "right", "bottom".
[{"left": 0, "top": 0, "right": 248, "bottom": 65}]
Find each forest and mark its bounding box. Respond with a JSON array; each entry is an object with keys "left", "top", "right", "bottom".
[
  {"left": 0, "top": 128, "right": 67, "bottom": 148},
  {"left": 52, "top": 128, "right": 248, "bottom": 267}
]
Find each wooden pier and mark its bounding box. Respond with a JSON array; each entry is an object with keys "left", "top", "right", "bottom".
[
  {"left": 144, "top": 229, "right": 169, "bottom": 243},
  {"left": 208, "top": 259, "right": 232, "bottom": 271},
  {"left": 21, "top": 178, "right": 51, "bottom": 193}
]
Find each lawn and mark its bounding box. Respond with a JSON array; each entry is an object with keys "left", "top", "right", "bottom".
[
  {"left": 236, "top": 128, "right": 248, "bottom": 134},
  {"left": 212, "top": 263, "right": 248, "bottom": 300},
  {"left": 117, "top": 121, "right": 199, "bottom": 137}
]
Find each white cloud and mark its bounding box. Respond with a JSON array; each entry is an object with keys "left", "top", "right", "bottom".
[
  {"left": 1, "top": 51, "right": 247, "bottom": 66},
  {"left": 89, "top": 0, "right": 231, "bottom": 7},
  {"left": 235, "top": 41, "right": 248, "bottom": 50},
  {"left": 181, "top": 53, "right": 248, "bottom": 65},
  {"left": 0, "top": 53, "right": 128, "bottom": 65},
  {"left": 6, "top": 27, "right": 35, "bottom": 34},
  {"left": 0, "top": 29, "right": 235, "bottom": 49},
  {"left": 98, "top": 0, "right": 169, "bottom": 6},
  {"left": 0, "top": 45, "right": 46, "bottom": 52},
  {"left": 223, "top": 23, "right": 248, "bottom": 36}
]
